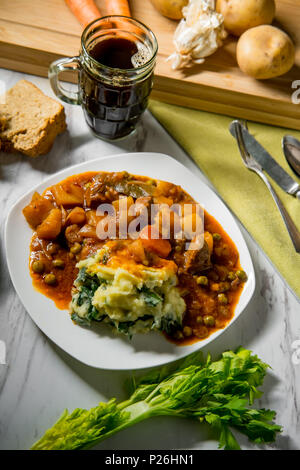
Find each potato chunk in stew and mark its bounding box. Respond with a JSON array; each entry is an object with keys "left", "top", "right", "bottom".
[{"left": 51, "top": 183, "right": 84, "bottom": 206}]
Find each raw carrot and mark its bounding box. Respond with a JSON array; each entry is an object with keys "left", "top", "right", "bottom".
[
  {"left": 65, "top": 0, "right": 102, "bottom": 27},
  {"left": 104, "top": 0, "right": 131, "bottom": 16}
]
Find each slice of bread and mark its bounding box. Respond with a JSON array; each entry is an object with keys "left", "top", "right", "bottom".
[{"left": 0, "top": 80, "right": 66, "bottom": 157}]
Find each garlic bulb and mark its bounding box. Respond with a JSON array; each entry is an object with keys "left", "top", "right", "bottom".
[{"left": 167, "top": 0, "right": 227, "bottom": 70}]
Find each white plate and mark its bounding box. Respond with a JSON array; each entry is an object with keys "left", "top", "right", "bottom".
[{"left": 5, "top": 153, "right": 255, "bottom": 370}]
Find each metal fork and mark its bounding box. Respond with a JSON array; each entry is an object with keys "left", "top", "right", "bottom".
[{"left": 230, "top": 120, "right": 300, "bottom": 253}]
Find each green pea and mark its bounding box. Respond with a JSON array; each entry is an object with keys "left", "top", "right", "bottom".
[
  {"left": 196, "top": 276, "right": 208, "bottom": 286},
  {"left": 227, "top": 271, "right": 236, "bottom": 281},
  {"left": 174, "top": 330, "right": 184, "bottom": 340},
  {"left": 196, "top": 315, "right": 203, "bottom": 324},
  {"left": 213, "top": 233, "right": 222, "bottom": 241},
  {"left": 32, "top": 260, "right": 45, "bottom": 274},
  {"left": 217, "top": 293, "right": 228, "bottom": 305},
  {"left": 70, "top": 243, "right": 82, "bottom": 254},
  {"left": 44, "top": 273, "right": 57, "bottom": 285},
  {"left": 183, "top": 326, "right": 193, "bottom": 337},
  {"left": 203, "top": 315, "right": 216, "bottom": 327},
  {"left": 53, "top": 259, "right": 65, "bottom": 269},
  {"left": 236, "top": 270, "right": 248, "bottom": 282}
]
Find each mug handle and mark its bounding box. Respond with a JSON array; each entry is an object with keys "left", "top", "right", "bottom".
[{"left": 48, "top": 56, "right": 81, "bottom": 105}]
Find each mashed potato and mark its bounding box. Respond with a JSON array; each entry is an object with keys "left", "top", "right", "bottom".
[{"left": 70, "top": 246, "right": 186, "bottom": 337}]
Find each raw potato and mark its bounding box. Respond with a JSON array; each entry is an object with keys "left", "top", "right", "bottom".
[
  {"left": 150, "top": 0, "right": 188, "bottom": 20},
  {"left": 216, "top": 0, "right": 276, "bottom": 36},
  {"left": 236, "top": 25, "right": 295, "bottom": 79}
]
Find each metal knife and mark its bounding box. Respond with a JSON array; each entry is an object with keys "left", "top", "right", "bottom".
[{"left": 230, "top": 123, "right": 300, "bottom": 199}]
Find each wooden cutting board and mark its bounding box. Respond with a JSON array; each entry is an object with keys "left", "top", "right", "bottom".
[{"left": 1, "top": 0, "right": 300, "bottom": 129}]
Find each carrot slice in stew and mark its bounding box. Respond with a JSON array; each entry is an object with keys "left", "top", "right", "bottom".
[{"left": 139, "top": 225, "right": 171, "bottom": 258}]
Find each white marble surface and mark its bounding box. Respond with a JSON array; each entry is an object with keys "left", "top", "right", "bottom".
[{"left": 0, "top": 68, "right": 299, "bottom": 450}]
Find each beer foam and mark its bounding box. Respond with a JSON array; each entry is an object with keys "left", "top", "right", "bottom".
[{"left": 131, "top": 42, "right": 152, "bottom": 68}]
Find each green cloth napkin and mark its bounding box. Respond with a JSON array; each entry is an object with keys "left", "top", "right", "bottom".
[{"left": 149, "top": 100, "right": 300, "bottom": 299}]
